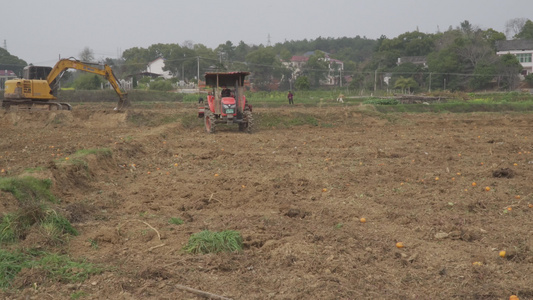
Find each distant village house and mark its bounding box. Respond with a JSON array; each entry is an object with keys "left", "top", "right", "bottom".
[
  {"left": 495, "top": 39, "right": 533, "bottom": 75},
  {"left": 283, "top": 52, "right": 344, "bottom": 87}
]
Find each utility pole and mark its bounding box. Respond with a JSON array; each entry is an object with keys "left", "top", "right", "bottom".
[
  {"left": 429, "top": 73, "right": 432, "bottom": 93},
  {"left": 182, "top": 54, "right": 185, "bottom": 82},
  {"left": 197, "top": 56, "right": 200, "bottom": 91},
  {"left": 374, "top": 69, "right": 378, "bottom": 93}
]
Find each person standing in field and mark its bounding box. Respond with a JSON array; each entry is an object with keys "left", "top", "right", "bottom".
[{"left": 288, "top": 91, "right": 294, "bottom": 104}]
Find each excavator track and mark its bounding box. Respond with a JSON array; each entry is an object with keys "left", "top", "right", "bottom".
[{"left": 1, "top": 100, "right": 71, "bottom": 111}]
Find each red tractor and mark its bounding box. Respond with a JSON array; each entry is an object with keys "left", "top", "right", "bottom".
[{"left": 198, "top": 72, "right": 253, "bottom": 133}]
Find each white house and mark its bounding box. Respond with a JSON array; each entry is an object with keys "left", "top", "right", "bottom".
[
  {"left": 495, "top": 40, "right": 533, "bottom": 75},
  {"left": 282, "top": 52, "right": 344, "bottom": 86},
  {"left": 146, "top": 57, "right": 172, "bottom": 79}
]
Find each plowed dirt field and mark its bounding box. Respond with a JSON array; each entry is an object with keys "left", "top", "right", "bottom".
[{"left": 1, "top": 103, "right": 532, "bottom": 299}]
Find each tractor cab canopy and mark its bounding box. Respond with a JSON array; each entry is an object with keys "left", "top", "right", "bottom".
[{"left": 204, "top": 72, "right": 250, "bottom": 87}]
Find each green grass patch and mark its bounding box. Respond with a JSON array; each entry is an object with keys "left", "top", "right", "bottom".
[
  {"left": 0, "top": 177, "right": 56, "bottom": 204},
  {"left": 363, "top": 98, "right": 399, "bottom": 105},
  {"left": 258, "top": 112, "right": 319, "bottom": 128},
  {"left": 71, "top": 148, "right": 112, "bottom": 158},
  {"left": 42, "top": 211, "right": 79, "bottom": 236},
  {"left": 0, "top": 249, "right": 102, "bottom": 289},
  {"left": 169, "top": 217, "right": 184, "bottom": 225},
  {"left": 373, "top": 101, "right": 533, "bottom": 113},
  {"left": 1, "top": 206, "right": 78, "bottom": 245},
  {"left": 23, "top": 167, "right": 46, "bottom": 174},
  {"left": 0, "top": 214, "right": 19, "bottom": 243},
  {"left": 70, "top": 291, "right": 89, "bottom": 299},
  {"left": 0, "top": 176, "right": 78, "bottom": 245},
  {"left": 59, "top": 148, "right": 113, "bottom": 176},
  {"left": 183, "top": 230, "right": 243, "bottom": 254}
]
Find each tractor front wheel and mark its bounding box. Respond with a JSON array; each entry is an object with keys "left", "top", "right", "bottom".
[{"left": 239, "top": 110, "right": 253, "bottom": 133}]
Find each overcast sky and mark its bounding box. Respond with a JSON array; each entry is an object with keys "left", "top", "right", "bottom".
[{"left": 2, "top": 0, "right": 530, "bottom": 67}]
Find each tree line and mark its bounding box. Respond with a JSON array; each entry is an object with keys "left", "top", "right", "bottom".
[{"left": 2, "top": 18, "right": 533, "bottom": 92}]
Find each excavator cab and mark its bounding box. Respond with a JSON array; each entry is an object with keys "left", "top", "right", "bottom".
[{"left": 23, "top": 66, "right": 52, "bottom": 80}]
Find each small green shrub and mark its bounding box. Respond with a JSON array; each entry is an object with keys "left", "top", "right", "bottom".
[
  {"left": 363, "top": 98, "right": 399, "bottom": 105},
  {"left": 0, "top": 249, "right": 26, "bottom": 288},
  {"left": 0, "top": 214, "right": 17, "bottom": 243},
  {"left": 169, "top": 217, "right": 184, "bottom": 225},
  {"left": 184, "top": 230, "right": 243, "bottom": 254},
  {"left": 0, "top": 176, "right": 77, "bottom": 245},
  {"left": 0, "top": 249, "right": 103, "bottom": 289},
  {"left": 42, "top": 211, "right": 79, "bottom": 236},
  {"left": 149, "top": 80, "right": 173, "bottom": 91},
  {"left": 72, "top": 148, "right": 112, "bottom": 158},
  {"left": 0, "top": 177, "right": 56, "bottom": 204}
]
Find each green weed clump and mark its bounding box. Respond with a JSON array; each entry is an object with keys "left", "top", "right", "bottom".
[
  {"left": 258, "top": 112, "right": 319, "bottom": 128},
  {"left": 72, "top": 148, "right": 112, "bottom": 158},
  {"left": 184, "top": 230, "right": 243, "bottom": 254},
  {"left": 0, "top": 249, "right": 102, "bottom": 289},
  {"left": 363, "top": 98, "right": 399, "bottom": 105},
  {"left": 0, "top": 214, "right": 19, "bottom": 243},
  {"left": 0, "top": 176, "right": 78, "bottom": 245},
  {"left": 168, "top": 217, "right": 184, "bottom": 225},
  {"left": 0, "top": 177, "right": 56, "bottom": 204}
]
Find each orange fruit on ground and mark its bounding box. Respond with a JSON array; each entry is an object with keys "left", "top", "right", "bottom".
[
  {"left": 485, "top": 186, "right": 490, "bottom": 191},
  {"left": 395, "top": 242, "right": 404, "bottom": 249},
  {"left": 360, "top": 218, "right": 366, "bottom": 223},
  {"left": 499, "top": 250, "right": 506, "bottom": 258},
  {"left": 509, "top": 295, "right": 519, "bottom": 300},
  {"left": 528, "top": 203, "right": 533, "bottom": 208},
  {"left": 515, "top": 195, "right": 521, "bottom": 199},
  {"left": 472, "top": 182, "right": 477, "bottom": 187},
  {"left": 507, "top": 207, "right": 513, "bottom": 211},
  {"left": 322, "top": 188, "right": 327, "bottom": 192}
]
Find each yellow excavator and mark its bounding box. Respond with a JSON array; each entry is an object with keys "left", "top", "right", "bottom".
[{"left": 2, "top": 58, "right": 129, "bottom": 110}]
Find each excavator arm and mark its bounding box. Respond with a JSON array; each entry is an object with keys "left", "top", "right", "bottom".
[{"left": 47, "top": 58, "right": 129, "bottom": 110}]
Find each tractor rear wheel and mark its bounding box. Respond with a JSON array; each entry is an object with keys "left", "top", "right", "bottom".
[{"left": 204, "top": 109, "right": 215, "bottom": 133}]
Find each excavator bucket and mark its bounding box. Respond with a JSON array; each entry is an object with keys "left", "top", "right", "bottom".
[{"left": 115, "top": 94, "right": 130, "bottom": 111}]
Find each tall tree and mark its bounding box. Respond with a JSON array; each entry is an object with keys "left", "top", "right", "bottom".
[
  {"left": 379, "top": 31, "right": 435, "bottom": 57},
  {"left": 0, "top": 47, "right": 27, "bottom": 75},
  {"left": 481, "top": 28, "right": 506, "bottom": 50},
  {"left": 496, "top": 53, "right": 522, "bottom": 90},
  {"left": 302, "top": 51, "right": 329, "bottom": 88},
  {"left": 79, "top": 47, "right": 95, "bottom": 62},
  {"left": 515, "top": 19, "right": 533, "bottom": 39},
  {"left": 394, "top": 76, "right": 418, "bottom": 94},
  {"left": 216, "top": 41, "right": 236, "bottom": 63},
  {"left": 245, "top": 46, "right": 279, "bottom": 91},
  {"left": 505, "top": 18, "right": 528, "bottom": 39}
]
